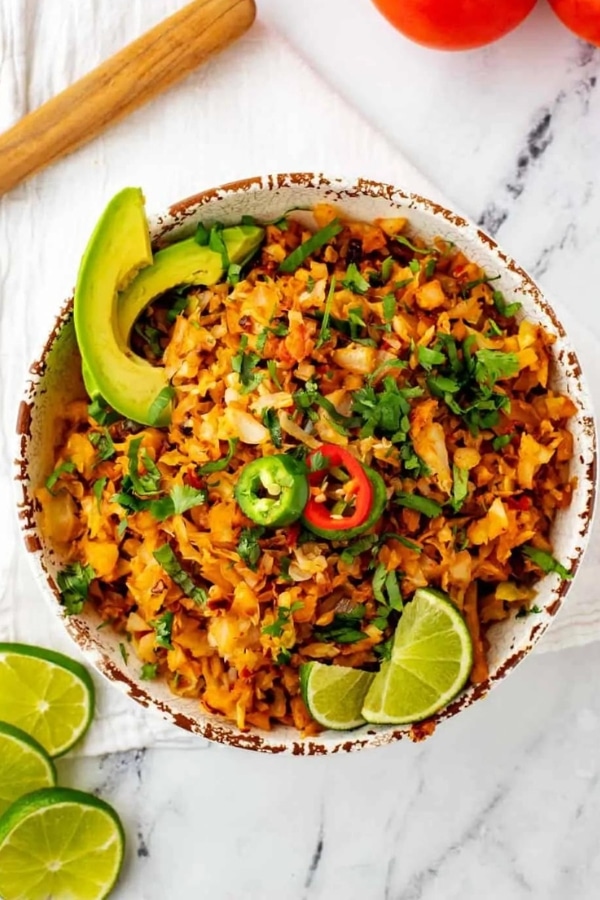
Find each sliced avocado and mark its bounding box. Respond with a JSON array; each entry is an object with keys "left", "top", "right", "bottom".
[
  {"left": 74, "top": 187, "right": 174, "bottom": 426},
  {"left": 116, "top": 224, "right": 264, "bottom": 341},
  {"left": 74, "top": 188, "right": 264, "bottom": 427}
]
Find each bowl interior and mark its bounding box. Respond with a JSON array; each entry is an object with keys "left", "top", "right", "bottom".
[{"left": 16, "top": 174, "right": 597, "bottom": 753}]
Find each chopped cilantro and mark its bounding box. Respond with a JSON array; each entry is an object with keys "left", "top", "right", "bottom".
[
  {"left": 119, "top": 642, "right": 129, "bottom": 665},
  {"left": 417, "top": 345, "right": 446, "bottom": 371},
  {"left": 166, "top": 293, "right": 189, "bottom": 324},
  {"left": 140, "top": 662, "right": 158, "bottom": 680},
  {"left": 341, "top": 262, "right": 369, "bottom": 294},
  {"left": 151, "top": 611, "right": 174, "bottom": 650},
  {"left": 372, "top": 566, "right": 403, "bottom": 611},
  {"left": 381, "top": 256, "right": 394, "bottom": 282},
  {"left": 316, "top": 276, "right": 336, "bottom": 347},
  {"left": 522, "top": 545, "right": 572, "bottom": 580},
  {"left": 313, "top": 605, "right": 367, "bottom": 644},
  {"left": 267, "top": 359, "right": 282, "bottom": 389},
  {"left": 153, "top": 545, "right": 207, "bottom": 604},
  {"left": 382, "top": 293, "right": 396, "bottom": 330},
  {"left": 474, "top": 349, "right": 519, "bottom": 390},
  {"left": 149, "top": 484, "right": 207, "bottom": 521},
  {"left": 261, "top": 408, "right": 283, "bottom": 448},
  {"left": 57, "top": 562, "right": 95, "bottom": 616},
  {"left": 45, "top": 460, "right": 75, "bottom": 494},
  {"left": 93, "top": 476, "right": 107, "bottom": 510},
  {"left": 147, "top": 386, "right": 175, "bottom": 425},
  {"left": 374, "top": 638, "right": 393, "bottom": 660},
  {"left": 208, "top": 223, "right": 229, "bottom": 268},
  {"left": 128, "top": 437, "right": 162, "bottom": 496},
  {"left": 424, "top": 257, "right": 437, "bottom": 278},
  {"left": 262, "top": 601, "right": 303, "bottom": 637},
  {"left": 279, "top": 219, "right": 343, "bottom": 273},
  {"left": 88, "top": 396, "right": 120, "bottom": 426},
  {"left": 339, "top": 534, "right": 379, "bottom": 564},
  {"left": 237, "top": 526, "right": 265, "bottom": 570},
  {"left": 493, "top": 290, "right": 522, "bottom": 318},
  {"left": 409, "top": 259, "right": 420, "bottom": 274},
  {"left": 450, "top": 464, "right": 469, "bottom": 513},
  {"left": 492, "top": 434, "right": 513, "bottom": 451},
  {"left": 394, "top": 235, "right": 432, "bottom": 255},
  {"left": 89, "top": 428, "right": 115, "bottom": 461},
  {"left": 197, "top": 439, "right": 238, "bottom": 474},
  {"left": 232, "top": 335, "right": 262, "bottom": 393}
]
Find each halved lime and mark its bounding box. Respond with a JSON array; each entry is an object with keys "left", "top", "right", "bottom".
[
  {"left": 362, "top": 587, "right": 473, "bottom": 724},
  {"left": 0, "top": 643, "right": 95, "bottom": 757},
  {"left": 0, "top": 722, "right": 57, "bottom": 816},
  {"left": 0, "top": 787, "right": 125, "bottom": 900},
  {"left": 300, "top": 661, "right": 374, "bottom": 730}
]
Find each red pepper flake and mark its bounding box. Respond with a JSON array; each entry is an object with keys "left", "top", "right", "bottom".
[
  {"left": 287, "top": 522, "right": 301, "bottom": 547},
  {"left": 507, "top": 496, "right": 531, "bottom": 511},
  {"left": 184, "top": 469, "right": 203, "bottom": 490}
]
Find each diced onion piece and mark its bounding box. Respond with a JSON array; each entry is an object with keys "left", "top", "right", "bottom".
[{"left": 224, "top": 408, "right": 269, "bottom": 444}]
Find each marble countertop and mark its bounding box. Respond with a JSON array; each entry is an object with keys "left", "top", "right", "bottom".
[{"left": 32, "top": 1, "right": 600, "bottom": 897}]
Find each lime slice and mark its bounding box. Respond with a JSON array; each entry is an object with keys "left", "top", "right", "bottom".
[
  {"left": 0, "top": 787, "right": 125, "bottom": 900},
  {"left": 362, "top": 587, "right": 473, "bottom": 724},
  {"left": 0, "top": 722, "right": 57, "bottom": 816},
  {"left": 0, "top": 643, "right": 95, "bottom": 757},
  {"left": 300, "top": 661, "right": 374, "bottom": 730}
]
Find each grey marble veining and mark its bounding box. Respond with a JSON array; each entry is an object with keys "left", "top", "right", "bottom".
[{"left": 56, "top": 642, "right": 600, "bottom": 899}]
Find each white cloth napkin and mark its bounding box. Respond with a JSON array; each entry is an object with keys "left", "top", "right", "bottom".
[{"left": 0, "top": 2, "right": 598, "bottom": 754}]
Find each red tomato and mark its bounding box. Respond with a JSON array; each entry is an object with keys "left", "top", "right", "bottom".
[
  {"left": 547, "top": 0, "right": 600, "bottom": 45},
  {"left": 371, "top": 0, "right": 538, "bottom": 51}
]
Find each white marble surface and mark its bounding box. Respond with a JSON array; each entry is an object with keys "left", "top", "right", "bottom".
[{"left": 3, "top": 0, "right": 600, "bottom": 896}]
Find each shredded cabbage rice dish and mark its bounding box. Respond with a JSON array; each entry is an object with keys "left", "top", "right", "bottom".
[{"left": 38, "top": 201, "right": 577, "bottom": 736}]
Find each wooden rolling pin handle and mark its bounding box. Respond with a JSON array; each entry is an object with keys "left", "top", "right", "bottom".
[{"left": 0, "top": 0, "right": 256, "bottom": 196}]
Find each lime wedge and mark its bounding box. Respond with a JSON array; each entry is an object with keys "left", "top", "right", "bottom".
[
  {"left": 0, "top": 643, "right": 95, "bottom": 757},
  {"left": 300, "top": 661, "right": 374, "bottom": 730},
  {"left": 362, "top": 587, "right": 473, "bottom": 724},
  {"left": 0, "top": 722, "right": 57, "bottom": 816},
  {"left": 0, "top": 787, "right": 125, "bottom": 900}
]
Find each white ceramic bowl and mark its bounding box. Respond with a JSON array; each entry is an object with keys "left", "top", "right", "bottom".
[{"left": 15, "top": 174, "right": 597, "bottom": 754}]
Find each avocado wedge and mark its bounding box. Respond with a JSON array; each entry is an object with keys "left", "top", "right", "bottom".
[{"left": 74, "top": 188, "right": 264, "bottom": 427}]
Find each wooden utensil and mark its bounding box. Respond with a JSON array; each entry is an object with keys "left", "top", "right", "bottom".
[{"left": 0, "top": 0, "right": 256, "bottom": 196}]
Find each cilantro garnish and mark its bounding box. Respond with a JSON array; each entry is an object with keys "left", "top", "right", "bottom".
[
  {"left": 127, "top": 437, "right": 162, "bottom": 496},
  {"left": 57, "top": 562, "right": 95, "bottom": 616},
  {"left": 474, "top": 349, "right": 519, "bottom": 390},
  {"left": 93, "top": 476, "right": 107, "bottom": 510},
  {"left": 341, "top": 263, "right": 369, "bottom": 294},
  {"left": 166, "top": 292, "right": 189, "bottom": 324},
  {"left": 450, "top": 464, "right": 469, "bottom": 513},
  {"left": 382, "top": 293, "right": 396, "bottom": 331},
  {"left": 417, "top": 345, "right": 446, "bottom": 372},
  {"left": 153, "top": 545, "right": 207, "bottom": 604},
  {"left": 147, "top": 386, "right": 175, "bottom": 425},
  {"left": 148, "top": 484, "right": 208, "bottom": 521},
  {"left": 313, "top": 605, "right": 367, "bottom": 644},
  {"left": 493, "top": 290, "right": 522, "bottom": 318},
  {"left": 261, "top": 408, "right": 283, "bottom": 448},
  {"left": 522, "top": 545, "right": 572, "bottom": 580},
  {"left": 237, "top": 526, "right": 265, "bottom": 570},
  {"left": 409, "top": 259, "right": 420, "bottom": 274},
  {"left": 134, "top": 323, "right": 163, "bottom": 358},
  {"left": 316, "top": 276, "right": 336, "bottom": 347},
  {"left": 197, "top": 439, "right": 239, "bottom": 475},
  {"left": 267, "top": 359, "right": 282, "bottom": 389},
  {"left": 194, "top": 223, "right": 209, "bottom": 245},
  {"left": 232, "top": 335, "right": 263, "bottom": 393},
  {"left": 262, "top": 601, "right": 304, "bottom": 637},
  {"left": 89, "top": 428, "right": 115, "bottom": 461},
  {"left": 119, "top": 643, "right": 129, "bottom": 665},
  {"left": 381, "top": 256, "right": 394, "bottom": 282},
  {"left": 140, "top": 662, "right": 158, "bottom": 680},
  {"left": 492, "top": 434, "right": 512, "bottom": 451},
  {"left": 279, "top": 219, "right": 343, "bottom": 273},
  {"left": 372, "top": 565, "right": 403, "bottom": 611},
  {"left": 45, "top": 460, "right": 75, "bottom": 494},
  {"left": 394, "top": 235, "right": 433, "bottom": 255},
  {"left": 87, "top": 396, "right": 120, "bottom": 426},
  {"left": 151, "top": 611, "right": 175, "bottom": 650},
  {"left": 227, "top": 263, "right": 242, "bottom": 286}
]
